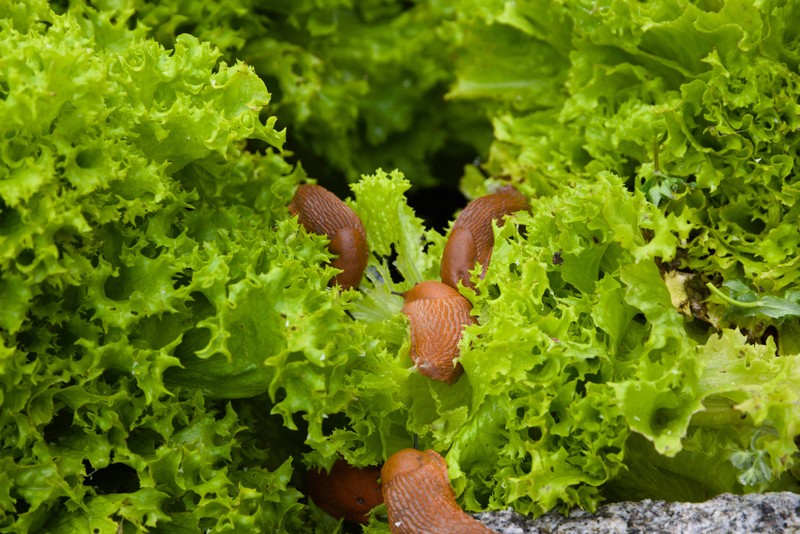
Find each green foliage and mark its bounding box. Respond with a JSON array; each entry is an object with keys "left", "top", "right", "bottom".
[
  {"left": 2, "top": 0, "right": 800, "bottom": 531},
  {"left": 0, "top": 1, "right": 310, "bottom": 531},
  {"left": 448, "top": 0, "right": 800, "bottom": 305},
  {"left": 132, "top": 0, "right": 493, "bottom": 187}
]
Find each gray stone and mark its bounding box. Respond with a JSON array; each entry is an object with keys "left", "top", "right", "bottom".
[{"left": 475, "top": 492, "right": 800, "bottom": 533}]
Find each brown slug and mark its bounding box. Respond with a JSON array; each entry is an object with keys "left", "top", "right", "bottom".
[
  {"left": 401, "top": 281, "right": 476, "bottom": 385},
  {"left": 289, "top": 183, "right": 368, "bottom": 290},
  {"left": 441, "top": 186, "right": 529, "bottom": 290},
  {"left": 381, "top": 449, "right": 495, "bottom": 534},
  {"left": 306, "top": 458, "right": 383, "bottom": 524}
]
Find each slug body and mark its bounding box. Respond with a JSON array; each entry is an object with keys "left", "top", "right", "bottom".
[
  {"left": 289, "top": 184, "right": 368, "bottom": 290},
  {"left": 306, "top": 459, "right": 383, "bottom": 524},
  {"left": 401, "top": 281, "right": 476, "bottom": 385},
  {"left": 441, "top": 186, "right": 529, "bottom": 290},
  {"left": 381, "top": 449, "right": 495, "bottom": 534}
]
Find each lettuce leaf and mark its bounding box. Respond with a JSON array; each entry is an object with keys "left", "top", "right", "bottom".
[{"left": 0, "top": 2, "right": 313, "bottom": 531}]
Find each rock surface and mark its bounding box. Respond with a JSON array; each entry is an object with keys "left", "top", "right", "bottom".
[{"left": 475, "top": 492, "right": 800, "bottom": 533}]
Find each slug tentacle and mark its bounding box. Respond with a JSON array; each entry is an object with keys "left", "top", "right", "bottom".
[
  {"left": 289, "top": 184, "right": 368, "bottom": 290},
  {"left": 441, "top": 186, "right": 529, "bottom": 290},
  {"left": 401, "top": 281, "right": 476, "bottom": 385},
  {"left": 381, "top": 449, "right": 495, "bottom": 534}
]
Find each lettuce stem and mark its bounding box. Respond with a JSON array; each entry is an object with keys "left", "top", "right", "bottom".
[{"left": 705, "top": 282, "right": 761, "bottom": 309}]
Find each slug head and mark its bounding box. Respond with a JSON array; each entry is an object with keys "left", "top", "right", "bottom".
[
  {"left": 381, "top": 449, "right": 495, "bottom": 533},
  {"left": 289, "top": 184, "right": 368, "bottom": 290},
  {"left": 401, "top": 281, "right": 476, "bottom": 384},
  {"left": 440, "top": 185, "right": 529, "bottom": 291}
]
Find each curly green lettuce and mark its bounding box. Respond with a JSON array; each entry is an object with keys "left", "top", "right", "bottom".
[
  {"left": 0, "top": 2, "right": 317, "bottom": 532},
  {"left": 447, "top": 0, "right": 800, "bottom": 335},
  {"left": 131, "top": 0, "right": 492, "bottom": 187},
  {"left": 3, "top": 0, "right": 800, "bottom": 531},
  {"left": 436, "top": 2, "right": 800, "bottom": 509},
  {"left": 263, "top": 170, "right": 799, "bottom": 519}
]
